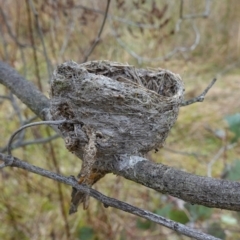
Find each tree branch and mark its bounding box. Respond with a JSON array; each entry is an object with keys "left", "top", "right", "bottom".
[
  {"left": 0, "top": 153, "right": 219, "bottom": 240},
  {"left": 0, "top": 61, "right": 49, "bottom": 119},
  {"left": 7, "top": 120, "right": 69, "bottom": 155},
  {"left": 27, "top": 0, "right": 52, "bottom": 79},
  {"left": 1, "top": 61, "right": 240, "bottom": 212},
  {"left": 98, "top": 155, "right": 240, "bottom": 211},
  {"left": 82, "top": 0, "right": 111, "bottom": 62},
  {"left": 0, "top": 134, "right": 59, "bottom": 153},
  {"left": 181, "top": 78, "right": 217, "bottom": 106}
]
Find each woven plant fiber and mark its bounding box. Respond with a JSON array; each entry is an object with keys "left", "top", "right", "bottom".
[{"left": 50, "top": 60, "right": 184, "bottom": 159}]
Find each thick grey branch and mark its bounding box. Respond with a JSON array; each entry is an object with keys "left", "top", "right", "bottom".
[
  {"left": 0, "top": 61, "right": 49, "bottom": 119},
  {"left": 0, "top": 153, "right": 219, "bottom": 240},
  {"left": 100, "top": 155, "right": 240, "bottom": 211}
]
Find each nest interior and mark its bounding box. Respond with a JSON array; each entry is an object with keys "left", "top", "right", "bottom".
[{"left": 50, "top": 60, "right": 184, "bottom": 160}]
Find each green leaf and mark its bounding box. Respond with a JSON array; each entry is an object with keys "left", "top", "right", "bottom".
[
  {"left": 136, "top": 219, "right": 152, "bottom": 230},
  {"left": 207, "top": 222, "right": 226, "bottom": 239},
  {"left": 78, "top": 226, "right": 95, "bottom": 240},
  {"left": 169, "top": 209, "right": 189, "bottom": 224},
  {"left": 225, "top": 113, "right": 240, "bottom": 142},
  {"left": 226, "top": 159, "right": 240, "bottom": 181},
  {"left": 185, "top": 203, "right": 213, "bottom": 221}
]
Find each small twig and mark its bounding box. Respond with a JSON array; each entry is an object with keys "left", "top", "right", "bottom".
[
  {"left": 181, "top": 78, "right": 217, "bottom": 107},
  {"left": 164, "top": 147, "right": 206, "bottom": 162},
  {"left": 9, "top": 93, "right": 24, "bottom": 124},
  {"left": 0, "top": 7, "right": 29, "bottom": 48},
  {"left": 109, "top": 0, "right": 210, "bottom": 63},
  {"left": 0, "top": 153, "right": 220, "bottom": 240},
  {"left": 23, "top": 115, "right": 38, "bottom": 125},
  {"left": 45, "top": 127, "right": 71, "bottom": 238},
  {"left": 9, "top": 93, "right": 26, "bottom": 148},
  {"left": 0, "top": 95, "right": 10, "bottom": 100},
  {"left": 207, "top": 143, "right": 236, "bottom": 177},
  {"left": 74, "top": 4, "right": 167, "bottom": 29},
  {"left": 0, "top": 16, "right": 9, "bottom": 61},
  {"left": 7, "top": 120, "right": 70, "bottom": 156},
  {"left": 110, "top": 18, "right": 201, "bottom": 64},
  {"left": 25, "top": 0, "right": 41, "bottom": 90},
  {"left": 180, "top": 0, "right": 211, "bottom": 19},
  {"left": 82, "top": 0, "right": 111, "bottom": 62},
  {"left": 179, "top": 0, "right": 183, "bottom": 19},
  {"left": 0, "top": 134, "right": 59, "bottom": 153},
  {"left": 59, "top": 12, "right": 75, "bottom": 60},
  {"left": 28, "top": 0, "right": 52, "bottom": 80}
]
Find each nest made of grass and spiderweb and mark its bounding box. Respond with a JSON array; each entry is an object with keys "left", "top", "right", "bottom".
[{"left": 50, "top": 60, "right": 184, "bottom": 158}]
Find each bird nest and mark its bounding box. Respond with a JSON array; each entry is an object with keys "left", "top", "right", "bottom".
[{"left": 50, "top": 60, "right": 184, "bottom": 160}]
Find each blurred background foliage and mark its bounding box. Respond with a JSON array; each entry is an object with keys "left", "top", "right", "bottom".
[{"left": 0, "top": 0, "right": 239, "bottom": 239}]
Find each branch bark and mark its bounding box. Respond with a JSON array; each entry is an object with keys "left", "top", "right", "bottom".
[
  {"left": 0, "top": 61, "right": 240, "bottom": 212},
  {"left": 98, "top": 155, "right": 240, "bottom": 211},
  {"left": 0, "top": 153, "right": 220, "bottom": 240},
  {"left": 0, "top": 61, "right": 49, "bottom": 119}
]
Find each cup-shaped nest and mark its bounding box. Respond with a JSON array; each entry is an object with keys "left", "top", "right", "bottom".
[{"left": 50, "top": 61, "right": 184, "bottom": 159}]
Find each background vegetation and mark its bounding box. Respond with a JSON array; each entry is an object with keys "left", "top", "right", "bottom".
[{"left": 0, "top": 0, "right": 240, "bottom": 239}]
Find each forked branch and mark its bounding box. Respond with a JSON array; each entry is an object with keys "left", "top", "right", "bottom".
[
  {"left": 181, "top": 78, "right": 217, "bottom": 106},
  {"left": 82, "top": 0, "right": 111, "bottom": 62},
  {"left": 0, "top": 153, "right": 219, "bottom": 240}
]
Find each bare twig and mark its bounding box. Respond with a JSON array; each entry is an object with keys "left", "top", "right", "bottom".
[
  {"left": 0, "top": 95, "right": 10, "bottom": 100},
  {"left": 0, "top": 16, "right": 9, "bottom": 61},
  {"left": 179, "top": 0, "right": 212, "bottom": 19},
  {"left": 0, "top": 153, "right": 219, "bottom": 240},
  {"left": 82, "top": 0, "right": 111, "bottom": 62},
  {"left": 23, "top": 115, "right": 38, "bottom": 125},
  {"left": 0, "top": 4, "right": 26, "bottom": 75},
  {"left": 109, "top": 0, "right": 209, "bottom": 63},
  {"left": 9, "top": 93, "right": 26, "bottom": 148},
  {"left": 0, "top": 134, "right": 59, "bottom": 153},
  {"left": 164, "top": 147, "right": 206, "bottom": 162},
  {"left": 9, "top": 93, "right": 23, "bottom": 124},
  {"left": 181, "top": 78, "right": 217, "bottom": 106},
  {"left": 25, "top": 0, "right": 42, "bottom": 90},
  {"left": 7, "top": 120, "right": 69, "bottom": 155},
  {"left": 0, "top": 7, "right": 29, "bottom": 48},
  {"left": 179, "top": 0, "right": 183, "bottom": 19},
  {"left": 59, "top": 14, "right": 75, "bottom": 60},
  {"left": 110, "top": 19, "right": 200, "bottom": 64},
  {"left": 28, "top": 0, "right": 52, "bottom": 80},
  {"left": 75, "top": 4, "right": 167, "bottom": 29},
  {"left": 207, "top": 143, "right": 236, "bottom": 177},
  {"left": 45, "top": 127, "right": 70, "bottom": 238}
]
